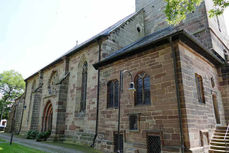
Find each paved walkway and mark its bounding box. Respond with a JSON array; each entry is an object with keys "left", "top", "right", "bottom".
[{"left": 0, "top": 133, "right": 83, "bottom": 153}]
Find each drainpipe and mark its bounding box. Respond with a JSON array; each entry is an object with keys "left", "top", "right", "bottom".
[
  {"left": 91, "top": 38, "right": 102, "bottom": 147},
  {"left": 18, "top": 81, "right": 28, "bottom": 134},
  {"left": 170, "top": 37, "right": 185, "bottom": 153}
]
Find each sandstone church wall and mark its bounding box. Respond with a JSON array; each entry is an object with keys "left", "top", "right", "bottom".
[
  {"left": 178, "top": 42, "right": 226, "bottom": 152},
  {"left": 97, "top": 44, "right": 181, "bottom": 153},
  {"left": 64, "top": 42, "right": 99, "bottom": 144}
]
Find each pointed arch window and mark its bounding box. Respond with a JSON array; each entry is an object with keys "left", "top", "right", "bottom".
[
  {"left": 80, "top": 62, "right": 88, "bottom": 112},
  {"left": 135, "top": 72, "right": 151, "bottom": 105},
  {"left": 107, "top": 80, "right": 119, "bottom": 108}
]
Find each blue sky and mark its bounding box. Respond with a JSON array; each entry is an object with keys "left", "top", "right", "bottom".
[{"left": 0, "top": 0, "right": 229, "bottom": 79}]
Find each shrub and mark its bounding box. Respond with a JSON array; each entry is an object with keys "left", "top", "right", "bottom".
[
  {"left": 26, "top": 130, "right": 39, "bottom": 139},
  {"left": 36, "top": 130, "right": 51, "bottom": 141}
]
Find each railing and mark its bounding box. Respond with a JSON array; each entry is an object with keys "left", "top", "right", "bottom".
[{"left": 224, "top": 123, "right": 229, "bottom": 152}]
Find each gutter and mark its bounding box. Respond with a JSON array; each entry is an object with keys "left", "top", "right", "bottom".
[
  {"left": 169, "top": 37, "right": 185, "bottom": 153},
  {"left": 91, "top": 38, "right": 102, "bottom": 147}
]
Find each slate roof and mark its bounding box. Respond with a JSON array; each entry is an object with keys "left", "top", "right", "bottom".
[
  {"left": 93, "top": 27, "right": 224, "bottom": 69},
  {"left": 25, "top": 10, "right": 141, "bottom": 81}
]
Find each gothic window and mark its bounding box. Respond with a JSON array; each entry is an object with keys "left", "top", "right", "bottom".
[
  {"left": 48, "top": 71, "right": 58, "bottom": 95},
  {"left": 195, "top": 73, "right": 205, "bottom": 103},
  {"left": 135, "top": 72, "right": 151, "bottom": 105},
  {"left": 80, "top": 62, "right": 88, "bottom": 112},
  {"left": 107, "top": 80, "right": 119, "bottom": 108}
]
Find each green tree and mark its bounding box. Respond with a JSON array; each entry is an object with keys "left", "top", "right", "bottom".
[
  {"left": 164, "top": 0, "right": 229, "bottom": 24},
  {"left": 0, "top": 70, "right": 25, "bottom": 121}
]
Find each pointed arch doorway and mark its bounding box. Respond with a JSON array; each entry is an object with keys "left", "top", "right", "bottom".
[{"left": 42, "top": 101, "right": 53, "bottom": 132}]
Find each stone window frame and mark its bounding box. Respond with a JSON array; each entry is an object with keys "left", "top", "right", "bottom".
[
  {"left": 134, "top": 72, "right": 151, "bottom": 106},
  {"left": 195, "top": 73, "right": 205, "bottom": 104},
  {"left": 128, "top": 113, "right": 141, "bottom": 132},
  {"left": 107, "top": 79, "right": 119, "bottom": 108},
  {"left": 80, "top": 61, "right": 88, "bottom": 112}
]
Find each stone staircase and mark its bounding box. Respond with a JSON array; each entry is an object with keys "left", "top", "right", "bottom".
[{"left": 209, "top": 125, "right": 229, "bottom": 153}]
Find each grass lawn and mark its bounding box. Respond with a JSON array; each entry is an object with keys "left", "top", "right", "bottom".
[
  {"left": 43, "top": 141, "right": 102, "bottom": 153},
  {"left": 0, "top": 143, "right": 46, "bottom": 153}
]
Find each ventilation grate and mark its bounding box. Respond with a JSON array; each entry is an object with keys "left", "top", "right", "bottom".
[{"left": 147, "top": 135, "right": 161, "bottom": 153}]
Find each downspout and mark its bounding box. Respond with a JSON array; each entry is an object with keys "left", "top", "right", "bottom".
[
  {"left": 18, "top": 81, "right": 28, "bottom": 134},
  {"left": 91, "top": 38, "right": 102, "bottom": 147},
  {"left": 170, "top": 37, "right": 185, "bottom": 153}
]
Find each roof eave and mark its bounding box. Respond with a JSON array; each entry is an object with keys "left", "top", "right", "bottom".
[{"left": 93, "top": 30, "right": 224, "bottom": 70}]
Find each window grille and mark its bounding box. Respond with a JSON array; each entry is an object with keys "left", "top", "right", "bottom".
[
  {"left": 107, "top": 80, "right": 119, "bottom": 108},
  {"left": 114, "top": 133, "right": 123, "bottom": 153},
  {"left": 129, "top": 115, "right": 138, "bottom": 130},
  {"left": 135, "top": 72, "right": 151, "bottom": 105},
  {"left": 195, "top": 74, "right": 205, "bottom": 103},
  {"left": 147, "top": 136, "right": 161, "bottom": 153}
]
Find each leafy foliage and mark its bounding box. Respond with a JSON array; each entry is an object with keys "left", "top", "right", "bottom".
[
  {"left": 164, "top": 0, "right": 229, "bottom": 24},
  {"left": 36, "top": 131, "right": 51, "bottom": 141},
  {"left": 0, "top": 70, "right": 25, "bottom": 119},
  {"left": 26, "top": 130, "right": 39, "bottom": 139}
]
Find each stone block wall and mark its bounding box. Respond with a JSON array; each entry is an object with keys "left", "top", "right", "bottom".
[
  {"left": 135, "top": 0, "right": 228, "bottom": 60},
  {"left": 21, "top": 75, "right": 39, "bottom": 134},
  {"left": 97, "top": 44, "right": 181, "bottom": 153},
  {"left": 39, "top": 61, "right": 65, "bottom": 134},
  {"left": 64, "top": 42, "right": 99, "bottom": 145},
  {"left": 177, "top": 42, "right": 226, "bottom": 152},
  {"left": 14, "top": 97, "right": 24, "bottom": 134},
  {"left": 101, "top": 11, "right": 145, "bottom": 59},
  {"left": 219, "top": 66, "right": 229, "bottom": 123}
]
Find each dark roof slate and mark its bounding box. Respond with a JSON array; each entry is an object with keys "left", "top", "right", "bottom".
[
  {"left": 93, "top": 27, "right": 224, "bottom": 69},
  {"left": 25, "top": 10, "right": 141, "bottom": 81}
]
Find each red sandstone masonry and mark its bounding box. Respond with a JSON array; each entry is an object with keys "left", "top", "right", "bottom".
[{"left": 97, "top": 44, "right": 181, "bottom": 153}]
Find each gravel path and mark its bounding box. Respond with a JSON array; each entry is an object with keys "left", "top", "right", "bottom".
[{"left": 0, "top": 133, "right": 83, "bottom": 153}]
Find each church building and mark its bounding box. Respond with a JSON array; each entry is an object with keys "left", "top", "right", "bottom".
[{"left": 12, "top": 0, "right": 229, "bottom": 152}]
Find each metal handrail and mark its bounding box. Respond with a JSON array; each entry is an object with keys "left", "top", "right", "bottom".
[{"left": 224, "top": 123, "right": 229, "bottom": 152}]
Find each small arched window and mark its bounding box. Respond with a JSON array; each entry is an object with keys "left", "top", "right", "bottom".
[
  {"left": 135, "top": 72, "right": 151, "bottom": 105},
  {"left": 107, "top": 80, "right": 119, "bottom": 108},
  {"left": 80, "top": 62, "right": 88, "bottom": 112}
]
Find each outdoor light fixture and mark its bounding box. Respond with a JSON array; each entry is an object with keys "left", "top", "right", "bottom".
[
  {"left": 128, "top": 82, "right": 136, "bottom": 92},
  {"left": 117, "top": 70, "right": 135, "bottom": 153}
]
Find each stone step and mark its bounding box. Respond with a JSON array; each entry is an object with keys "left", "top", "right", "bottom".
[
  {"left": 210, "top": 145, "right": 227, "bottom": 150},
  {"left": 211, "top": 138, "right": 229, "bottom": 142},
  {"left": 216, "top": 126, "right": 228, "bottom": 130},
  {"left": 214, "top": 132, "right": 228, "bottom": 136},
  {"left": 215, "top": 129, "right": 227, "bottom": 133},
  {"left": 210, "top": 141, "right": 228, "bottom": 146},
  {"left": 213, "top": 135, "right": 229, "bottom": 139},
  {"left": 209, "top": 149, "right": 228, "bottom": 153}
]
